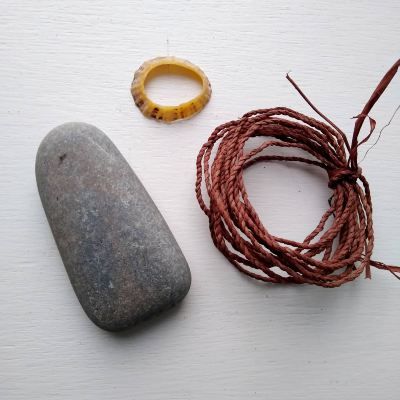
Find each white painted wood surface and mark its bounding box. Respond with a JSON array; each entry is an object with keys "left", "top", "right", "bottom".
[{"left": 1, "top": 1, "right": 399, "bottom": 399}]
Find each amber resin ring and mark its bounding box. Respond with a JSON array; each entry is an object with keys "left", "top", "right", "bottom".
[{"left": 131, "top": 56, "right": 212, "bottom": 123}]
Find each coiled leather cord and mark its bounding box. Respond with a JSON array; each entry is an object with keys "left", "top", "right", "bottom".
[{"left": 196, "top": 60, "right": 400, "bottom": 287}]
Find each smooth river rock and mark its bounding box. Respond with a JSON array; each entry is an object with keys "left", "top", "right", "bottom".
[{"left": 36, "top": 122, "right": 191, "bottom": 331}]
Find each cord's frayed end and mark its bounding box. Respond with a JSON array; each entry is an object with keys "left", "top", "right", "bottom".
[{"left": 365, "top": 265, "right": 372, "bottom": 279}]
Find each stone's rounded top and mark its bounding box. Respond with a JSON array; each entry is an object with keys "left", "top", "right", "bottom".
[
  {"left": 36, "top": 122, "right": 191, "bottom": 331},
  {"left": 41, "top": 121, "right": 101, "bottom": 140},
  {"left": 38, "top": 122, "right": 107, "bottom": 150}
]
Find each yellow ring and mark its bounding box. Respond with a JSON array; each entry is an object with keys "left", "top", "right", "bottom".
[{"left": 131, "top": 56, "right": 212, "bottom": 123}]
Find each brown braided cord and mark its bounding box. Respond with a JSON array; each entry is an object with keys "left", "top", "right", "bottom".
[{"left": 196, "top": 59, "right": 400, "bottom": 287}]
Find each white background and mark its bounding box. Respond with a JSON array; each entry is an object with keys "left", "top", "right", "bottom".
[{"left": 1, "top": 1, "right": 400, "bottom": 399}]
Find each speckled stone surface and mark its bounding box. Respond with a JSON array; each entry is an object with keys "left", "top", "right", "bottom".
[{"left": 35, "top": 122, "right": 191, "bottom": 331}]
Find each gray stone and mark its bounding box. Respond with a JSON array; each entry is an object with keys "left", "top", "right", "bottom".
[{"left": 36, "top": 122, "right": 191, "bottom": 331}]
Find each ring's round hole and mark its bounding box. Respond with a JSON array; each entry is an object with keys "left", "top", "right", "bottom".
[{"left": 144, "top": 64, "right": 203, "bottom": 106}]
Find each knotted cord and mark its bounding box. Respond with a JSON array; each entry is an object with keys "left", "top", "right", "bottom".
[{"left": 196, "top": 59, "right": 400, "bottom": 287}]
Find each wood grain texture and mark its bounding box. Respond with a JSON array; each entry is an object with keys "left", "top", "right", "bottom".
[{"left": 0, "top": 1, "right": 399, "bottom": 399}]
